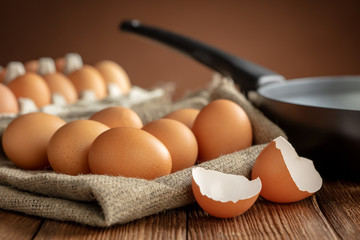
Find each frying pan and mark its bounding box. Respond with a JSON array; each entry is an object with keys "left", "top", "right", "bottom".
[{"left": 120, "top": 20, "right": 360, "bottom": 181}]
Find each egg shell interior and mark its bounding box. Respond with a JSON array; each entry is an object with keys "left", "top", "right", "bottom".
[{"left": 192, "top": 167, "right": 261, "bottom": 203}]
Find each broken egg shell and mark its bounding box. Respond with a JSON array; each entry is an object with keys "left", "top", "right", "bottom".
[
  {"left": 192, "top": 167, "right": 261, "bottom": 218},
  {"left": 251, "top": 136, "right": 322, "bottom": 203}
]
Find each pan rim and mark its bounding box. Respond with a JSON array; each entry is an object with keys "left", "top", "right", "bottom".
[{"left": 257, "top": 75, "right": 360, "bottom": 112}]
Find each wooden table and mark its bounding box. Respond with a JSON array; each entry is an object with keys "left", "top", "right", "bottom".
[{"left": 0, "top": 180, "right": 358, "bottom": 239}]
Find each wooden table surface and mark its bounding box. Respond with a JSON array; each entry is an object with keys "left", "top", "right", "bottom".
[{"left": 0, "top": 180, "right": 358, "bottom": 239}]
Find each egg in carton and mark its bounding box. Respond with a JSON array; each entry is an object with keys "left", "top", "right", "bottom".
[{"left": 0, "top": 53, "right": 171, "bottom": 123}]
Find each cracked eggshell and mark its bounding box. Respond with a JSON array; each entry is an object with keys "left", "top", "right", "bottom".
[
  {"left": 251, "top": 136, "right": 322, "bottom": 203},
  {"left": 192, "top": 167, "right": 261, "bottom": 218}
]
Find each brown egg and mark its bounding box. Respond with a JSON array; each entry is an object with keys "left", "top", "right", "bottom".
[
  {"left": 67, "top": 65, "right": 107, "bottom": 100},
  {"left": 142, "top": 118, "right": 198, "bottom": 173},
  {"left": 47, "top": 120, "right": 109, "bottom": 175},
  {"left": 7, "top": 72, "right": 51, "bottom": 108},
  {"left": 89, "top": 106, "right": 143, "bottom": 128},
  {"left": 89, "top": 127, "right": 172, "bottom": 179},
  {"left": 163, "top": 108, "right": 200, "bottom": 129},
  {"left": 192, "top": 99, "right": 253, "bottom": 162},
  {"left": 192, "top": 167, "right": 261, "bottom": 218},
  {"left": 95, "top": 60, "right": 131, "bottom": 95},
  {"left": 2, "top": 112, "right": 66, "bottom": 170},
  {"left": 0, "top": 83, "right": 19, "bottom": 113},
  {"left": 251, "top": 136, "right": 322, "bottom": 203},
  {"left": 43, "top": 72, "right": 78, "bottom": 104},
  {"left": 55, "top": 57, "right": 65, "bottom": 73},
  {"left": 24, "top": 59, "right": 39, "bottom": 72}
]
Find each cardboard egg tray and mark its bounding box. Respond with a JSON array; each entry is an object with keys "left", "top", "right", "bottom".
[{"left": 0, "top": 84, "right": 172, "bottom": 133}]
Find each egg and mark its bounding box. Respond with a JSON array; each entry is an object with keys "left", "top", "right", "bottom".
[
  {"left": 38, "top": 58, "right": 78, "bottom": 104},
  {"left": 67, "top": 65, "right": 107, "bottom": 100},
  {"left": 0, "top": 83, "right": 19, "bottom": 114},
  {"left": 24, "top": 59, "right": 39, "bottom": 72},
  {"left": 2, "top": 112, "right": 66, "bottom": 170},
  {"left": 192, "top": 99, "right": 252, "bottom": 162},
  {"left": 142, "top": 118, "right": 198, "bottom": 173},
  {"left": 89, "top": 106, "right": 143, "bottom": 128},
  {"left": 47, "top": 120, "right": 109, "bottom": 175},
  {"left": 55, "top": 57, "right": 65, "bottom": 73},
  {"left": 42, "top": 72, "right": 78, "bottom": 104},
  {"left": 95, "top": 60, "right": 131, "bottom": 96},
  {"left": 7, "top": 72, "right": 51, "bottom": 108},
  {"left": 88, "top": 127, "right": 172, "bottom": 179},
  {"left": 251, "top": 136, "right": 322, "bottom": 203},
  {"left": 163, "top": 108, "right": 200, "bottom": 129},
  {"left": 192, "top": 167, "right": 261, "bottom": 218}
]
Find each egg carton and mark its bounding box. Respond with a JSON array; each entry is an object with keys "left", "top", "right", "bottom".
[{"left": 0, "top": 84, "right": 173, "bottom": 133}]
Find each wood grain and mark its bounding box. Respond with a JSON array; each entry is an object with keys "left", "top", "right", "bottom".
[
  {"left": 187, "top": 195, "right": 338, "bottom": 240},
  {"left": 0, "top": 181, "right": 358, "bottom": 239},
  {"left": 316, "top": 181, "right": 360, "bottom": 240},
  {"left": 33, "top": 208, "right": 187, "bottom": 240},
  {"left": 0, "top": 209, "right": 42, "bottom": 240}
]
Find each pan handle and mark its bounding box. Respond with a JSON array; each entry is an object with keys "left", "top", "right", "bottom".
[{"left": 120, "top": 20, "right": 285, "bottom": 93}]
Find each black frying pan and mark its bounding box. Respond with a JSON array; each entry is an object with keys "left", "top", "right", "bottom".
[{"left": 120, "top": 20, "right": 360, "bottom": 181}]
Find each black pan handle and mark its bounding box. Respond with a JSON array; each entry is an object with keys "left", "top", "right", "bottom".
[{"left": 120, "top": 20, "right": 285, "bottom": 93}]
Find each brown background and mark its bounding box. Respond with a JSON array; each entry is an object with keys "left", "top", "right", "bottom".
[{"left": 1, "top": 0, "right": 359, "bottom": 99}]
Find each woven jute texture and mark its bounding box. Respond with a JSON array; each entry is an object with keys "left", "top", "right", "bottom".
[{"left": 0, "top": 78, "right": 286, "bottom": 227}]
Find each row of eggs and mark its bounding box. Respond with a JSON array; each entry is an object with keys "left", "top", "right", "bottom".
[
  {"left": 0, "top": 54, "right": 131, "bottom": 114},
  {"left": 2, "top": 99, "right": 253, "bottom": 178}
]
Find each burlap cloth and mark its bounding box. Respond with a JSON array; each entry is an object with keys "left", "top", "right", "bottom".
[{"left": 0, "top": 78, "right": 286, "bottom": 227}]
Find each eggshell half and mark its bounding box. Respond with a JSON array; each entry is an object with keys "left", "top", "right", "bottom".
[
  {"left": 192, "top": 167, "right": 261, "bottom": 218},
  {"left": 251, "top": 136, "right": 322, "bottom": 203}
]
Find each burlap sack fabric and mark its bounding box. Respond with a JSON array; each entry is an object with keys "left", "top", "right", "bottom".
[{"left": 0, "top": 78, "right": 286, "bottom": 227}]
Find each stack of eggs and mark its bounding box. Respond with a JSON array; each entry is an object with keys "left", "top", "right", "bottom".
[{"left": 0, "top": 53, "right": 132, "bottom": 115}]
